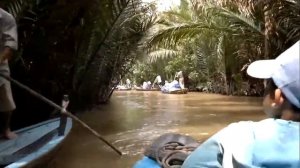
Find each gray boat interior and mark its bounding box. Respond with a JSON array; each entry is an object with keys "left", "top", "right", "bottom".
[{"left": 0, "top": 117, "right": 72, "bottom": 167}]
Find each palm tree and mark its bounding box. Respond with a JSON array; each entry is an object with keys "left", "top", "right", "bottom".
[
  {"left": 143, "top": 0, "right": 262, "bottom": 94},
  {"left": 221, "top": 0, "right": 300, "bottom": 57},
  {"left": 5, "top": 0, "right": 156, "bottom": 109},
  {"left": 142, "top": 0, "right": 299, "bottom": 95},
  {"left": 74, "top": 0, "right": 156, "bottom": 105}
]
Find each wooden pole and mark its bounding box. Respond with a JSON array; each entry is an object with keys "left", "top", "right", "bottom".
[
  {"left": 58, "top": 95, "right": 69, "bottom": 136},
  {"left": 0, "top": 73, "right": 122, "bottom": 156}
]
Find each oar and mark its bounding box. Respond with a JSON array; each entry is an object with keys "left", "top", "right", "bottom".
[{"left": 0, "top": 73, "right": 122, "bottom": 156}]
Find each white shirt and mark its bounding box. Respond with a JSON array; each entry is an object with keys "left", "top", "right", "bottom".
[
  {"left": 0, "top": 8, "right": 18, "bottom": 86},
  {"left": 182, "top": 119, "right": 300, "bottom": 168}
]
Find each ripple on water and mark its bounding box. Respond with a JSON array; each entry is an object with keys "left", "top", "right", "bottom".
[
  {"left": 51, "top": 91, "right": 264, "bottom": 168},
  {"left": 107, "top": 126, "right": 179, "bottom": 156}
]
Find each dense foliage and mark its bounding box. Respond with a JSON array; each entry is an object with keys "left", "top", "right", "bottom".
[
  {"left": 0, "top": 0, "right": 299, "bottom": 128},
  {"left": 2, "top": 0, "right": 155, "bottom": 128},
  {"left": 129, "top": 0, "right": 300, "bottom": 95}
]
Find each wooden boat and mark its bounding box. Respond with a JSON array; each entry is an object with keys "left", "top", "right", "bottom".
[
  {"left": 115, "top": 85, "right": 132, "bottom": 91},
  {"left": 116, "top": 88, "right": 132, "bottom": 91},
  {"left": 162, "top": 88, "right": 188, "bottom": 94},
  {"left": 0, "top": 117, "right": 72, "bottom": 168},
  {"left": 135, "top": 87, "right": 160, "bottom": 91}
]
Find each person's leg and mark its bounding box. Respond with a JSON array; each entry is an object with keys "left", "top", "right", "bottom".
[
  {"left": 0, "top": 111, "right": 16, "bottom": 139},
  {"left": 179, "top": 77, "right": 185, "bottom": 89},
  {"left": 0, "top": 82, "right": 17, "bottom": 139}
]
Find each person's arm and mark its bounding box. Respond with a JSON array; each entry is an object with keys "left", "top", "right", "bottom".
[
  {"left": 0, "top": 10, "right": 18, "bottom": 63},
  {"left": 0, "top": 47, "right": 14, "bottom": 63},
  {"left": 182, "top": 121, "right": 254, "bottom": 168}
]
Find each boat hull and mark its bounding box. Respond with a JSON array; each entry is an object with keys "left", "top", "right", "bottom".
[
  {"left": 133, "top": 157, "right": 160, "bottom": 168},
  {"left": 116, "top": 88, "right": 132, "bottom": 91},
  {"left": 135, "top": 88, "right": 160, "bottom": 91},
  {"left": 162, "top": 88, "right": 188, "bottom": 94},
  {"left": 0, "top": 117, "right": 72, "bottom": 168}
]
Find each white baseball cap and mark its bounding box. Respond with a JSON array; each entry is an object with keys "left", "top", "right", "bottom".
[{"left": 247, "top": 41, "right": 300, "bottom": 108}]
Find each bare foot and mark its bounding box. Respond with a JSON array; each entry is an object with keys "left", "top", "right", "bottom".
[{"left": 3, "top": 130, "right": 18, "bottom": 139}]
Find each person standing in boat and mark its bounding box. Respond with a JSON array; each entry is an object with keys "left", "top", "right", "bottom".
[
  {"left": 152, "top": 75, "right": 162, "bottom": 88},
  {"left": 175, "top": 71, "right": 184, "bottom": 89},
  {"left": 147, "top": 81, "right": 152, "bottom": 89},
  {"left": 0, "top": 7, "right": 18, "bottom": 139},
  {"left": 126, "top": 78, "right": 131, "bottom": 89}
]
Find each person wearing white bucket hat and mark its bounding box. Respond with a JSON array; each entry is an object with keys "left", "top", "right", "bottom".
[{"left": 182, "top": 41, "right": 300, "bottom": 168}]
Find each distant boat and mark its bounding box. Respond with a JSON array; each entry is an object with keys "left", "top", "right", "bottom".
[
  {"left": 160, "top": 80, "right": 187, "bottom": 94},
  {"left": 117, "top": 88, "right": 132, "bottom": 91},
  {"left": 135, "top": 87, "right": 160, "bottom": 91},
  {"left": 162, "top": 88, "right": 188, "bottom": 94},
  {"left": 0, "top": 117, "right": 72, "bottom": 168},
  {"left": 115, "top": 85, "right": 132, "bottom": 91}
]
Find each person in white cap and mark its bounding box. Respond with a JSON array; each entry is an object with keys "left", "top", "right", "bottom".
[{"left": 182, "top": 41, "right": 300, "bottom": 168}]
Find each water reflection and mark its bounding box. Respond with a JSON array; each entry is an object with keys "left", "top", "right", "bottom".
[{"left": 49, "top": 91, "right": 265, "bottom": 168}]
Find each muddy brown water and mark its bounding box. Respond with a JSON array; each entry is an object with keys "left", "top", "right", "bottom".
[{"left": 49, "top": 91, "right": 265, "bottom": 168}]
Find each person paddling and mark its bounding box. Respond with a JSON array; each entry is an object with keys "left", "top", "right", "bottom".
[{"left": 0, "top": 7, "right": 18, "bottom": 139}]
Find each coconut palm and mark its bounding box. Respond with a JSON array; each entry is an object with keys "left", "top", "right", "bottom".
[
  {"left": 142, "top": 0, "right": 299, "bottom": 95},
  {"left": 4, "top": 0, "right": 156, "bottom": 109},
  {"left": 144, "top": 0, "right": 262, "bottom": 94},
  {"left": 75, "top": 0, "right": 156, "bottom": 104}
]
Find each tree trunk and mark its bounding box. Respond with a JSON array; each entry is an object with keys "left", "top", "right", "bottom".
[{"left": 263, "top": 2, "right": 275, "bottom": 59}]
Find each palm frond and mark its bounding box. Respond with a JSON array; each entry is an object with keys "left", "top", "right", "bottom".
[
  {"left": 148, "top": 23, "right": 232, "bottom": 49},
  {"left": 147, "top": 48, "right": 180, "bottom": 63},
  {"left": 74, "top": 0, "right": 131, "bottom": 88},
  {"left": 210, "top": 0, "right": 256, "bottom": 17},
  {"left": 277, "top": 0, "right": 300, "bottom": 42},
  {"left": 161, "top": 10, "right": 193, "bottom": 24},
  {"left": 5, "top": 0, "right": 35, "bottom": 19},
  {"left": 207, "top": 5, "right": 263, "bottom": 35},
  {"left": 76, "top": 0, "right": 155, "bottom": 103}
]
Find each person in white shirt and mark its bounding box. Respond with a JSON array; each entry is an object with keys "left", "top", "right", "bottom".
[
  {"left": 126, "top": 78, "right": 131, "bottom": 88},
  {"left": 152, "top": 75, "right": 162, "bottom": 88},
  {"left": 0, "top": 7, "right": 18, "bottom": 139},
  {"left": 175, "top": 71, "right": 184, "bottom": 89}
]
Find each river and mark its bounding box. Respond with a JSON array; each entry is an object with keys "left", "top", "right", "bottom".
[{"left": 49, "top": 91, "right": 265, "bottom": 168}]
